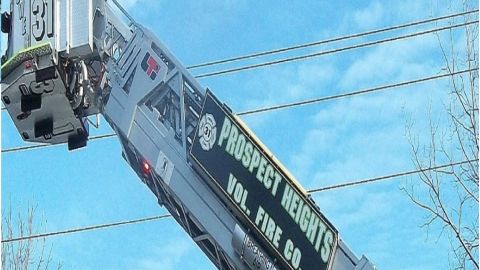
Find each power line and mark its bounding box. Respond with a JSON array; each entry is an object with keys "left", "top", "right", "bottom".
[
  {"left": 194, "top": 20, "right": 478, "bottom": 79},
  {"left": 186, "top": 9, "right": 479, "bottom": 70},
  {"left": 2, "top": 11, "right": 477, "bottom": 114},
  {"left": 2, "top": 133, "right": 116, "bottom": 153},
  {"left": 3, "top": 68, "right": 477, "bottom": 154},
  {"left": 1, "top": 214, "right": 171, "bottom": 243},
  {"left": 2, "top": 18, "right": 477, "bottom": 114},
  {"left": 307, "top": 159, "right": 478, "bottom": 193},
  {"left": 2, "top": 159, "right": 476, "bottom": 243},
  {"left": 237, "top": 68, "right": 478, "bottom": 115}
]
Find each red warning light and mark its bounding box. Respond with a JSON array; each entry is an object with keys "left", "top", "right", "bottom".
[
  {"left": 142, "top": 160, "right": 151, "bottom": 174},
  {"left": 24, "top": 60, "right": 32, "bottom": 70}
]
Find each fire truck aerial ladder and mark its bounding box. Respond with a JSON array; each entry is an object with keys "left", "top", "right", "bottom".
[{"left": 1, "top": 1, "right": 375, "bottom": 269}]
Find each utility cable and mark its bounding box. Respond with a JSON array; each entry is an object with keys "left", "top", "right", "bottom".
[
  {"left": 2, "top": 17, "right": 477, "bottom": 114},
  {"left": 186, "top": 9, "right": 479, "bottom": 70},
  {"left": 2, "top": 133, "right": 116, "bottom": 153},
  {"left": 194, "top": 20, "right": 478, "bottom": 78},
  {"left": 237, "top": 68, "right": 478, "bottom": 115},
  {"left": 3, "top": 68, "right": 476, "bottom": 154},
  {"left": 2, "top": 159, "right": 476, "bottom": 243},
  {"left": 1, "top": 214, "right": 171, "bottom": 243},
  {"left": 2, "top": 12, "right": 478, "bottom": 114},
  {"left": 307, "top": 159, "right": 478, "bottom": 193}
]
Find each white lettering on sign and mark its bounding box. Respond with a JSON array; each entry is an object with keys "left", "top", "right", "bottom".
[
  {"left": 284, "top": 239, "right": 302, "bottom": 269},
  {"left": 281, "top": 184, "right": 334, "bottom": 263},
  {"left": 218, "top": 117, "right": 282, "bottom": 197},
  {"left": 191, "top": 93, "right": 338, "bottom": 270},
  {"left": 218, "top": 114, "right": 336, "bottom": 266},
  {"left": 31, "top": 0, "right": 54, "bottom": 42},
  {"left": 227, "top": 173, "right": 251, "bottom": 216},
  {"left": 254, "top": 206, "right": 283, "bottom": 248}
]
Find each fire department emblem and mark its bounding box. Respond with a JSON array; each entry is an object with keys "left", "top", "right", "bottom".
[{"left": 198, "top": 113, "right": 217, "bottom": 151}]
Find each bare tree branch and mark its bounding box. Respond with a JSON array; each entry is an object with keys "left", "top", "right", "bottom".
[
  {"left": 404, "top": 3, "right": 478, "bottom": 269},
  {"left": 2, "top": 202, "right": 62, "bottom": 270}
]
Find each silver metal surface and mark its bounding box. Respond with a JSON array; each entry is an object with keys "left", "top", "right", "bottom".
[
  {"left": 232, "top": 224, "right": 278, "bottom": 270},
  {"left": 68, "top": 0, "right": 94, "bottom": 57}
]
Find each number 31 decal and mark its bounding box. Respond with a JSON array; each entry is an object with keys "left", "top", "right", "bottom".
[{"left": 32, "top": 0, "right": 54, "bottom": 41}]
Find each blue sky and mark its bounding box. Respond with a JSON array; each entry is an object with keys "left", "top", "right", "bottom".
[{"left": 1, "top": 0, "right": 478, "bottom": 269}]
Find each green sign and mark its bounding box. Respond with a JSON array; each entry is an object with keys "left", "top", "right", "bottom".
[{"left": 190, "top": 91, "right": 337, "bottom": 270}]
